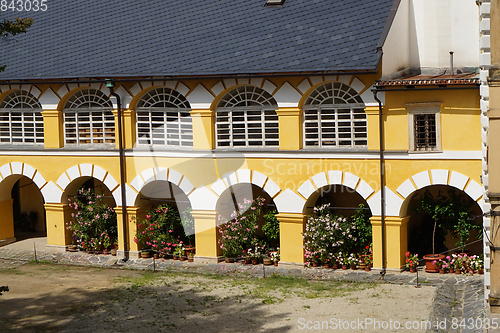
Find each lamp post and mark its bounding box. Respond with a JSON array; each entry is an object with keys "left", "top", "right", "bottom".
[{"left": 106, "top": 79, "right": 128, "bottom": 261}]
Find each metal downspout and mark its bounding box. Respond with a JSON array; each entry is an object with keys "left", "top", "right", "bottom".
[
  {"left": 373, "top": 89, "right": 386, "bottom": 277},
  {"left": 107, "top": 85, "right": 128, "bottom": 261}
]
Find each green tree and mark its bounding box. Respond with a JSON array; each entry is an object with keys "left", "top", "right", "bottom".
[
  {"left": 1, "top": 17, "right": 33, "bottom": 71},
  {"left": 415, "top": 188, "right": 480, "bottom": 255}
]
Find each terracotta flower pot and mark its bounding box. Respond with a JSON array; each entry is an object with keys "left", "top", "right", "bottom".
[
  {"left": 263, "top": 258, "right": 273, "bottom": 266},
  {"left": 365, "top": 266, "right": 371, "bottom": 272},
  {"left": 252, "top": 259, "right": 259, "bottom": 265},
  {"left": 225, "top": 258, "right": 235, "bottom": 263},
  {"left": 439, "top": 269, "right": 445, "bottom": 274},
  {"left": 274, "top": 261, "right": 278, "bottom": 267},
  {"left": 244, "top": 258, "right": 252, "bottom": 265},
  {"left": 179, "top": 256, "right": 186, "bottom": 261},
  {"left": 341, "top": 265, "right": 348, "bottom": 270},
  {"left": 423, "top": 254, "right": 445, "bottom": 273}
]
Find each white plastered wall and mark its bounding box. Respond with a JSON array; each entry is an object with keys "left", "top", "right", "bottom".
[{"left": 410, "top": 0, "right": 479, "bottom": 69}]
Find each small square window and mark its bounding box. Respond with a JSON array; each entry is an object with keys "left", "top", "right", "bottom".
[
  {"left": 414, "top": 114, "right": 437, "bottom": 150},
  {"left": 406, "top": 103, "right": 441, "bottom": 152}
]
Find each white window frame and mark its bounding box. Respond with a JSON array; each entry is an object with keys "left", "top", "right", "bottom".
[
  {"left": 406, "top": 102, "right": 442, "bottom": 152},
  {"left": 135, "top": 88, "right": 193, "bottom": 148},
  {"left": 0, "top": 90, "right": 44, "bottom": 145},
  {"left": 215, "top": 86, "right": 279, "bottom": 149},
  {"left": 63, "top": 88, "right": 115, "bottom": 146},
  {"left": 303, "top": 82, "right": 367, "bottom": 149},
  {"left": 63, "top": 108, "right": 115, "bottom": 145}
]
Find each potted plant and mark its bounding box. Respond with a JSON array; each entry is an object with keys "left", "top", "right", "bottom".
[
  {"left": 346, "top": 253, "right": 359, "bottom": 270},
  {"left": 473, "top": 254, "right": 484, "bottom": 274},
  {"left": 415, "top": 189, "right": 475, "bottom": 273},
  {"left": 263, "top": 256, "right": 273, "bottom": 266},
  {"left": 433, "top": 259, "right": 446, "bottom": 273},
  {"left": 173, "top": 244, "right": 185, "bottom": 261},
  {"left": 141, "top": 249, "right": 151, "bottom": 259},
  {"left": 364, "top": 254, "right": 373, "bottom": 271},
  {"left": 187, "top": 252, "right": 194, "bottom": 262},
  {"left": 269, "top": 248, "right": 280, "bottom": 266},
  {"left": 405, "top": 252, "right": 419, "bottom": 273}
]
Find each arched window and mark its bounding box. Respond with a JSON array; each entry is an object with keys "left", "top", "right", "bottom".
[
  {"left": 0, "top": 90, "right": 44, "bottom": 144},
  {"left": 216, "top": 86, "right": 278, "bottom": 148},
  {"left": 63, "top": 88, "right": 115, "bottom": 145},
  {"left": 136, "top": 88, "right": 193, "bottom": 147},
  {"left": 304, "top": 82, "right": 367, "bottom": 148}
]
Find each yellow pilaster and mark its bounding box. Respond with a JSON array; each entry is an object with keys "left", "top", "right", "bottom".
[
  {"left": 190, "top": 109, "right": 214, "bottom": 150},
  {"left": 115, "top": 206, "right": 149, "bottom": 253},
  {"left": 370, "top": 216, "right": 409, "bottom": 270},
  {"left": 276, "top": 108, "right": 302, "bottom": 150},
  {"left": 122, "top": 109, "right": 136, "bottom": 149},
  {"left": 365, "top": 106, "right": 381, "bottom": 151},
  {"left": 44, "top": 203, "right": 72, "bottom": 246},
  {"left": 41, "top": 110, "right": 64, "bottom": 148},
  {"left": 277, "top": 213, "right": 306, "bottom": 264},
  {"left": 112, "top": 109, "right": 136, "bottom": 150},
  {"left": 192, "top": 210, "right": 220, "bottom": 258},
  {"left": 0, "top": 199, "right": 14, "bottom": 241}
]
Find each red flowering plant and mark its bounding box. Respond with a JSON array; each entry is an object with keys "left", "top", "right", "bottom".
[
  {"left": 133, "top": 203, "right": 192, "bottom": 254},
  {"left": 362, "top": 244, "right": 373, "bottom": 266},
  {"left": 217, "top": 197, "right": 265, "bottom": 259},
  {"left": 405, "top": 251, "right": 419, "bottom": 270},
  {"left": 66, "top": 187, "right": 117, "bottom": 251}
]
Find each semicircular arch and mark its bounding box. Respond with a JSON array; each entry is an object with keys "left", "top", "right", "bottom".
[
  {"left": 274, "top": 170, "right": 375, "bottom": 214},
  {"left": 56, "top": 164, "right": 120, "bottom": 204},
  {"left": 396, "top": 170, "right": 485, "bottom": 216},
  {"left": 188, "top": 169, "right": 282, "bottom": 211},
  {"left": 0, "top": 162, "right": 56, "bottom": 202},
  {"left": 129, "top": 167, "right": 197, "bottom": 207}
]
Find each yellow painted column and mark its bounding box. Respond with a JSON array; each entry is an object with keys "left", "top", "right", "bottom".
[
  {"left": 370, "top": 216, "right": 409, "bottom": 270},
  {"left": 44, "top": 203, "right": 72, "bottom": 246},
  {"left": 192, "top": 210, "right": 220, "bottom": 261},
  {"left": 277, "top": 213, "right": 306, "bottom": 264},
  {"left": 276, "top": 108, "right": 302, "bottom": 150},
  {"left": 190, "top": 109, "right": 215, "bottom": 150},
  {"left": 115, "top": 206, "right": 149, "bottom": 254},
  {"left": 41, "top": 110, "right": 64, "bottom": 148},
  {"left": 0, "top": 199, "right": 14, "bottom": 242},
  {"left": 365, "top": 105, "right": 381, "bottom": 151}
]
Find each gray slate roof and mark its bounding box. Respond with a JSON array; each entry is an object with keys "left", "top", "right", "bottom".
[{"left": 0, "top": 0, "right": 395, "bottom": 80}]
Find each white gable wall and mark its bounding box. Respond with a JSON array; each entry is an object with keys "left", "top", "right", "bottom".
[
  {"left": 381, "top": 0, "right": 410, "bottom": 76},
  {"left": 410, "top": 0, "right": 479, "bottom": 69},
  {"left": 383, "top": 0, "right": 480, "bottom": 74}
]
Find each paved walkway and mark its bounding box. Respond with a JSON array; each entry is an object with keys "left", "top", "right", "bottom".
[{"left": 0, "top": 237, "right": 487, "bottom": 332}]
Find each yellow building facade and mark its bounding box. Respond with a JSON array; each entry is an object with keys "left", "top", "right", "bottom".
[{"left": 0, "top": 73, "right": 483, "bottom": 269}]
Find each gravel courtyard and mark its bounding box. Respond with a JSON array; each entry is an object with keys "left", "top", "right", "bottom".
[{"left": 0, "top": 262, "right": 435, "bottom": 332}]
